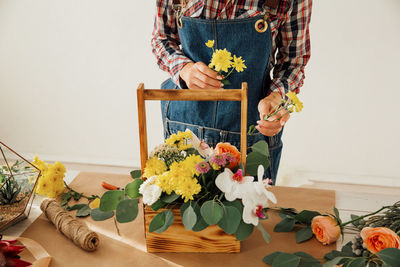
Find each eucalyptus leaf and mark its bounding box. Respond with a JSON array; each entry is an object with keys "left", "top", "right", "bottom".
[
  {"left": 218, "top": 206, "right": 241, "bottom": 234},
  {"left": 90, "top": 208, "right": 114, "bottom": 221},
  {"left": 272, "top": 253, "right": 301, "bottom": 267},
  {"left": 99, "top": 190, "right": 125, "bottom": 212},
  {"left": 296, "top": 226, "right": 313, "bottom": 243},
  {"left": 130, "top": 170, "right": 142, "bottom": 179},
  {"left": 263, "top": 252, "right": 282, "bottom": 265},
  {"left": 257, "top": 223, "right": 271, "bottom": 243},
  {"left": 116, "top": 199, "right": 138, "bottom": 223},
  {"left": 68, "top": 204, "right": 87, "bottom": 211},
  {"left": 200, "top": 200, "right": 223, "bottom": 225},
  {"left": 294, "top": 252, "right": 322, "bottom": 267},
  {"left": 251, "top": 140, "right": 269, "bottom": 157},
  {"left": 182, "top": 205, "right": 197, "bottom": 230},
  {"left": 192, "top": 202, "right": 208, "bottom": 232},
  {"left": 76, "top": 205, "right": 91, "bottom": 217},
  {"left": 274, "top": 217, "right": 296, "bottom": 232},
  {"left": 125, "top": 179, "right": 143, "bottom": 198},
  {"left": 149, "top": 211, "right": 165, "bottom": 232},
  {"left": 223, "top": 200, "right": 243, "bottom": 214},
  {"left": 322, "top": 257, "right": 344, "bottom": 267},
  {"left": 234, "top": 220, "right": 254, "bottom": 241},
  {"left": 154, "top": 210, "right": 174, "bottom": 234},
  {"left": 245, "top": 151, "right": 270, "bottom": 176}
]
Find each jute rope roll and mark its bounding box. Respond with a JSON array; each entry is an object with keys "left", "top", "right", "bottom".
[{"left": 40, "top": 199, "right": 99, "bottom": 251}]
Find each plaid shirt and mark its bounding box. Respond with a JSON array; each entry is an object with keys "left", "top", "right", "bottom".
[{"left": 151, "top": 0, "right": 312, "bottom": 95}]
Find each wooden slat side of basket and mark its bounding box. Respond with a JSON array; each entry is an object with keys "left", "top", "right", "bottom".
[{"left": 144, "top": 206, "right": 240, "bottom": 253}]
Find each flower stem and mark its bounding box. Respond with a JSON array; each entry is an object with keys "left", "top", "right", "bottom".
[
  {"left": 64, "top": 181, "right": 98, "bottom": 200},
  {"left": 340, "top": 206, "right": 391, "bottom": 227}
]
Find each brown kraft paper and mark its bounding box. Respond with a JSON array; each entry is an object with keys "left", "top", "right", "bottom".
[{"left": 21, "top": 172, "right": 336, "bottom": 267}]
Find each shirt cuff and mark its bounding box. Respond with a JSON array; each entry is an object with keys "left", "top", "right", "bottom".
[{"left": 170, "top": 59, "right": 193, "bottom": 89}]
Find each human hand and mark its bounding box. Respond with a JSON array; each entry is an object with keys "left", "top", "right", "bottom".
[
  {"left": 256, "top": 92, "right": 290, "bottom": 136},
  {"left": 180, "top": 62, "right": 224, "bottom": 89}
]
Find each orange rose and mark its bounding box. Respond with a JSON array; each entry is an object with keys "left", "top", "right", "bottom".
[
  {"left": 360, "top": 227, "right": 400, "bottom": 254},
  {"left": 215, "top": 142, "right": 241, "bottom": 169},
  {"left": 311, "top": 215, "right": 341, "bottom": 245}
]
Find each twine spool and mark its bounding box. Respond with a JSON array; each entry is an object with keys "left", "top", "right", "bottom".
[{"left": 40, "top": 199, "right": 99, "bottom": 251}]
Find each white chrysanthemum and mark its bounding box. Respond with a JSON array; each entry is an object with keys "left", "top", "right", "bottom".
[{"left": 139, "top": 176, "right": 162, "bottom": 205}]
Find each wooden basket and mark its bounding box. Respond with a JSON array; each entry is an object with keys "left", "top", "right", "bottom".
[{"left": 137, "top": 83, "right": 248, "bottom": 253}]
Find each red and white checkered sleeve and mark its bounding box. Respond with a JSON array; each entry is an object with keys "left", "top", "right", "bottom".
[
  {"left": 270, "top": 0, "right": 312, "bottom": 96},
  {"left": 151, "top": 0, "right": 193, "bottom": 87}
]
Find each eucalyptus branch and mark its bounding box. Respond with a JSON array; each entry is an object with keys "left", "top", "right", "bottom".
[
  {"left": 341, "top": 206, "right": 391, "bottom": 227},
  {"left": 64, "top": 181, "right": 98, "bottom": 200}
]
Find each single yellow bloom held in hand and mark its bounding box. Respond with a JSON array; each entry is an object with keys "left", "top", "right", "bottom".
[
  {"left": 209, "top": 48, "right": 233, "bottom": 73},
  {"left": 232, "top": 55, "right": 247, "bottom": 72},
  {"left": 286, "top": 91, "right": 303, "bottom": 112},
  {"left": 205, "top": 40, "right": 215, "bottom": 48}
]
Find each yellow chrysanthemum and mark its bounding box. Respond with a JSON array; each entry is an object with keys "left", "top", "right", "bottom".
[
  {"left": 232, "top": 55, "right": 247, "bottom": 72},
  {"left": 286, "top": 91, "right": 304, "bottom": 112},
  {"left": 165, "top": 131, "right": 193, "bottom": 151},
  {"left": 205, "top": 40, "right": 215, "bottom": 48},
  {"left": 175, "top": 178, "right": 201, "bottom": 202},
  {"left": 53, "top": 161, "right": 66, "bottom": 175},
  {"left": 33, "top": 155, "right": 47, "bottom": 172},
  {"left": 209, "top": 48, "right": 233, "bottom": 72},
  {"left": 143, "top": 157, "right": 167, "bottom": 178}
]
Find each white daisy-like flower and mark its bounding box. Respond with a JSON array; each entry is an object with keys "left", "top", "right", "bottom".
[
  {"left": 215, "top": 168, "right": 254, "bottom": 201},
  {"left": 139, "top": 176, "right": 162, "bottom": 206}
]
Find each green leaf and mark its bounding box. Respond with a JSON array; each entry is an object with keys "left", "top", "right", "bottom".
[
  {"left": 234, "top": 220, "right": 254, "bottom": 241},
  {"left": 274, "top": 217, "right": 296, "bottom": 232},
  {"left": 272, "top": 253, "right": 301, "bottom": 267},
  {"left": 151, "top": 199, "right": 166, "bottom": 211},
  {"left": 191, "top": 202, "right": 208, "bottom": 232},
  {"left": 182, "top": 205, "right": 197, "bottom": 230},
  {"left": 160, "top": 192, "right": 180, "bottom": 203},
  {"left": 68, "top": 204, "right": 87, "bottom": 211},
  {"left": 294, "top": 210, "right": 320, "bottom": 224},
  {"left": 251, "top": 140, "right": 269, "bottom": 157},
  {"left": 296, "top": 226, "right": 314, "bottom": 243},
  {"left": 154, "top": 210, "right": 174, "bottom": 234},
  {"left": 347, "top": 258, "right": 366, "bottom": 267},
  {"left": 61, "top": 191, "right": 72, "bottom": 202},
  {"left": 218, "top": 206, "right": 241, "bottom": 234},
  {"left": 377, "top": 248, "right": 400, "bottom": 267},
  {"left": 73, "top": 192, "right": 82, "bottom": 201},
  {"left": 263, "top": 252, "right": 283, "bottom": 265},
  {"left": 257, "top": 223, "right": 271, "bottom": 243},
  {"left": 149, "top": 211, "right": 166, "bottom": 232},
  {"left": 323, "top": 257, "right": 344, "bottom": 267},
  {"left": 350, "top": 214, "right": 360, "bottom": 226},
  {"left": 294, "top": 252, "right": 322, "bottom": 267},
  {"left": 245, "top": 151, "right": 270, "bottom": 176},
  {"left": 130, "top": 170, "right": 142, "bottom": 179},
  {"left": 200, "top": 200, "right": 224, "bottom": 225},
  {"left": 99, "top": 190, "right": 125, "bottom": 212},
  {"left": 90, "top": 208, "right": 114, "bottom": 221},
  {"left": 116, "top": 199, "right": 138, "bottom": 223},
  {"left": 221, "top": 79, "right": 231, "bottom": 85},
  {"left": 76, "top": 205, "right": 91, "bottom": 217},
  {"left": 223, "top": 200, "right": 243, "bottom": 214},
  {"left": 125, "top": 179, "right": 143, "bottom": 198}
]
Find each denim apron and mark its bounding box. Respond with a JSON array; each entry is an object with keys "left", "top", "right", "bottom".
[{"left": 160, "top": 11, "right": 283, "bottom": 183}]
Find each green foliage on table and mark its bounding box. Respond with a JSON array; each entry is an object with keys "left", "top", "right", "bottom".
[
  {"left": 125, "top": 179, "right": 143, "bottom": 198},
  {"left": 90, "top": 208, "right": 114, "bottom": 221}
]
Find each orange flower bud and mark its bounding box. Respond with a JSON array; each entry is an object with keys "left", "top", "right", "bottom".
[{"left": 311, "top": 215, "right": 341, "bottom": 245}]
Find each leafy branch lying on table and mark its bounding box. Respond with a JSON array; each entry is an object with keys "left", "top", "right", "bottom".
[{"left": 264, "top": 202, "right": 400, "bottom": 266}]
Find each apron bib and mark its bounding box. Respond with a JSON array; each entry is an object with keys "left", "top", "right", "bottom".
[{"left": 160, "top": 9, "right": 283, "bottom": 183}]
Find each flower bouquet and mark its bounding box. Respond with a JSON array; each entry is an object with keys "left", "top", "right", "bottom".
[{"left": 92, "top": 130, "right": 276, "bottom": 252}]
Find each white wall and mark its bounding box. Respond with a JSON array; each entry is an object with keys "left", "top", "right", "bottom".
[{"left": 1, "top": 1, "right": 399, "bottom": 186}]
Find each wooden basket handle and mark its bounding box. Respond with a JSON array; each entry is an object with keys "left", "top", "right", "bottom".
[{"left": 137, "top": 82, "right": 248, "bottom": 172}]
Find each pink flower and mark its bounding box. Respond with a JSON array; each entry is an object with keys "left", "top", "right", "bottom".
[
  {"left": 255, "top": 205, "right": 266, "bottom": 219},
  {"left": 232, "top": 169, "right": 244, "bottom": 182},
  {"left": 210, "top": 154, "right": 226, "bottom": 166},
  {"left": 195, "top": 161, "right": 210, "bottom": 174}
]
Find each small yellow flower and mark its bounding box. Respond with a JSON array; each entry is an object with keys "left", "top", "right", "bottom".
[
  {"left": 205, "top": 40, "right": 215, "bottom": 48},
  {"left": 89, "top": 198, "right": 100, "bottom": 209},
  {"left": 143, "top": 157, "right": 167, "bottom": 178},
  {"left": 53, "top": 161, "right": 66, "bottom": 175},
  {"left": 209, "top": 48, "right": 233, "bottom": 72},
  {"left": 286, "top": 91, "right": 304, "bottom": 112},
  {"left": 232, "top": 55, "right": 247, "bottom": 72}
]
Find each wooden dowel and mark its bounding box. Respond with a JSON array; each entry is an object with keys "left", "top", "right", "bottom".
[
  {"left": 137, "top": 83, "right": 148, "bottom": 173},
  {"left": 240, "top": 83, "right": 248, "bottom": 169},
  {"left": 143, "top": 89, "right": 242, "bottom": 101}
]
